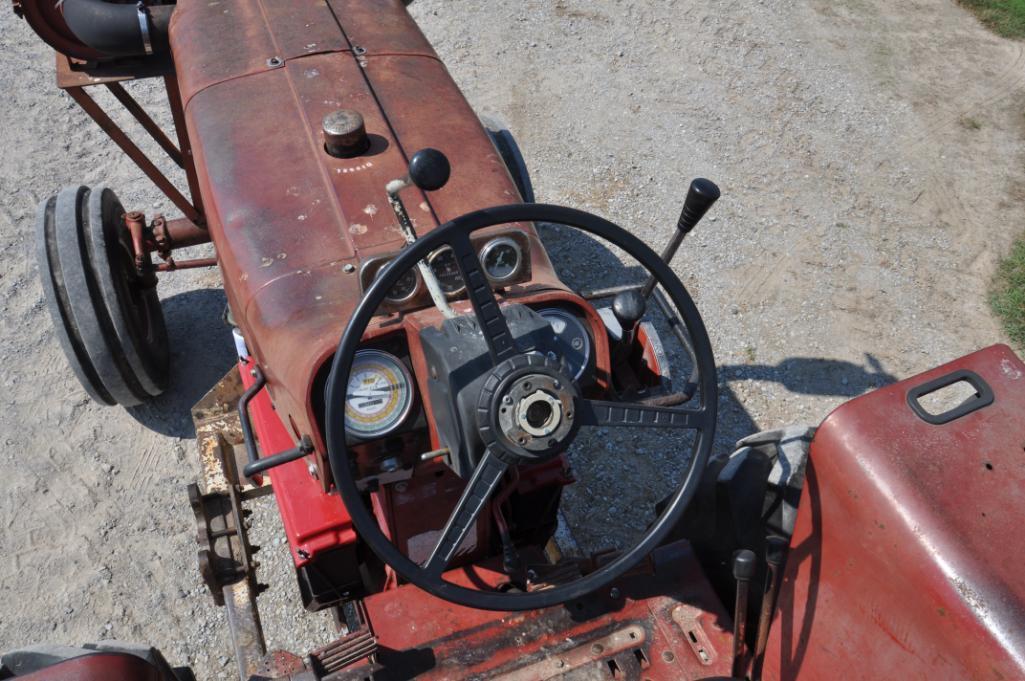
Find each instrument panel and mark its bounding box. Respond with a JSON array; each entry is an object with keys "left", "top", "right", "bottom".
[{"left": 359, "top": 231, "right": 532, "bottom": 312}]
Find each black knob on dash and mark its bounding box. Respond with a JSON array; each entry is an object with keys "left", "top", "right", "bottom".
[{"left": 408, "top": 148, "right": 451, "bottom": 191}]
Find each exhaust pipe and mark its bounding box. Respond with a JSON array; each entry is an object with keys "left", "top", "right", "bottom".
[{"left": 62, "top": 0, "right": 174, "bottom": 58}]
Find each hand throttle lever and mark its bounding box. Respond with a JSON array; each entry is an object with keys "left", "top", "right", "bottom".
[{"left": 385, "top": 149, "right": 454, "bottom": 317}]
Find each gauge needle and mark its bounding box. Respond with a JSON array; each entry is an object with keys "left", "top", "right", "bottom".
[{"left": 347, "top": 385, "right": 400, "bottom": 399}]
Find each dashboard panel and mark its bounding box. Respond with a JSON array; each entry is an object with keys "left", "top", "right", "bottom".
[{"left": 359, "top": 231, "right": 532, "bottom": 314}]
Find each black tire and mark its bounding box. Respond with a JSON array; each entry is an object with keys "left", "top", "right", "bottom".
[
  {"left": 36, "top": 185, "right": 169, "bottom": 406},
  {"left": 481, "top": 116, "right": 535, "bottom": 203},
  {"left": 86, "top": 186, "right": 170, "bottom": 396}
]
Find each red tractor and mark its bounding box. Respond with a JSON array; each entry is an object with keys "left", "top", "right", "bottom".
[{"left": 8, "top": 2, "right": 1025, "bottom": 680}]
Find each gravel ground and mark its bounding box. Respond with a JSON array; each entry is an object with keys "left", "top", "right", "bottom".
[{"left": 1, "top": 1, "right": 1022, "bottom": 679}]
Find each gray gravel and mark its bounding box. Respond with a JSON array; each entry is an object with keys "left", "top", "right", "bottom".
[{"left": 1, "top": 1, "right": 1022, "bottom": 679}]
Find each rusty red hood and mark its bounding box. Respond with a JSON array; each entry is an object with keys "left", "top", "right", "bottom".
[{"left": 168, "top": 0, "right": 527, "bottom": 451}]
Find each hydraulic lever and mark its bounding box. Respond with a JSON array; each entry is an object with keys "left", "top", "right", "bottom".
[
  {"left": 386, "top": 148, "right": 456, "bottom": 318},
  {"left": 752, "top": 535, "right": 789, "bottom": 680},
  {"left": 731, "top": 549, "right": 757, "bottom": 679}
]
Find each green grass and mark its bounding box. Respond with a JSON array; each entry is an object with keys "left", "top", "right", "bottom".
[
  {"left": 959, "top": 0, "right": 1025, "bottom": 39},
  {"left": 964, "top": 1, "right": 1025, "bottom": 348},
  {"left": 991, "top": 237, "right": 1025, "bottom": 349}
]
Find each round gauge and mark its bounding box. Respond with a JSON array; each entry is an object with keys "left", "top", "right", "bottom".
[
  {"left": 344, "top": 349, "right": 415, "bottom": 439},
  {"left": 378, "top": 265, "right": 419, "bottom": 303},
  {"left": 427, "top": 246, "right": 465, "bottom": 296},
  {"left": 480, "top": 236, "right": 523, "bottom": 283},
  {"left": 538, "top": 308, "right": 592, "bottom": 382}
]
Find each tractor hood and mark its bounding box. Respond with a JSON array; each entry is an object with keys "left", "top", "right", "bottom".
[{"left": 168, "top": 0, "right": 526, "bottom": 458}]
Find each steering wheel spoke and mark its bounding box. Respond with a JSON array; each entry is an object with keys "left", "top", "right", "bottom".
[
  {"left": 578, "top": 398, "right": 706, "bottom": 430},
  {"left": 423, "top": 448, "right": 509, "bottom": 578},
  {"left": 449, "top": 233, "right": 519, "bottom": 364}
]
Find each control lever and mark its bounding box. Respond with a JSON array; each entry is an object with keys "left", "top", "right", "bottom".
[
  {"left": 386, "top": 148, "right": 455, "bottom": 317},
  {"left": 752, "top": 535, "right": 788, "bottom": 680},
  {"left": 611, "top": 289, "right": 646, "bottom": 363},
  {"left": 640, "top": 178, "right": 720, "bottom": 299},
  {"left": 731, "top": 549, "right": 757, "bottom": 679}
]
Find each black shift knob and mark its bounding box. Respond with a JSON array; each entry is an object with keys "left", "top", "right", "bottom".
[
  {"left": 732, "top": 549, "right": 757, "bottom": 581},
  {"left": 677, "top": 178, "right": 721, "bottom": 235},
  {"left": 408, "top": 148, "right": 451, "bottom": 191},
  {"left": 612, "top": 290, "right": 646, "bottom": 331}
]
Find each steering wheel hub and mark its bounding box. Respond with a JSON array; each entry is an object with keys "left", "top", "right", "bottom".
[
  {"left": 516, "top": 388, "right": 562, "bottom": 437},
  {"left": 479, "top": 353, "right": 579, "bottom": 463}
]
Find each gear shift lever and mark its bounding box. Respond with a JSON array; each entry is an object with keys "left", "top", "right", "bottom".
[
  {"left": 640, "top": 178, "right": 720, "bottom": 298},
  {"left": 611, "top": 289, "right": 646, "bottom": 358}
]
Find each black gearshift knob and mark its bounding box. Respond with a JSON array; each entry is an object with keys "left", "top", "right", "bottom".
[
  {"left": 677, "top": 178, "right": 721, "bottom": 235},
  {"left": 408, "top": 148, "right": 451, "bottom": 191},
  {"left": 612, "top": 290, "right": 646, "bottom": 335}
]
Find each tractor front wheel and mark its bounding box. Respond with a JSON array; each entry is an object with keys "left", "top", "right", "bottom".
[{"left": 36, "top": 185, "right": 170, "bottom": 406}]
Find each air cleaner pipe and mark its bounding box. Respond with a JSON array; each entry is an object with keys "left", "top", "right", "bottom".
[{"left": 62, "top": 0, "right": 174, "bottom": 58}]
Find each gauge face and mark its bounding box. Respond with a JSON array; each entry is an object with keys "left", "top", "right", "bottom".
[
  {"left": 539, "top": 308, "right": 592, "bottom": 381},
  {"left": 481, "top": 237, "right": 523, "bottom": 283},
  {"left": 427, "top": 246, "right": 465, "bottom": 295},
  {"left": 379, "top": 266, "right": 419, "bottom": 303},
  {"left": 345, "top": 349, "right": 414, "bottom": 439}
]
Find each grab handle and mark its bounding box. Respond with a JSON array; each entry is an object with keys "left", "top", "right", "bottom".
[{"left": 906, "top": 369, "right": 994, "bottom": 425}]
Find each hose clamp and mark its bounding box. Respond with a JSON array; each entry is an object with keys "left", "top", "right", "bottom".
[{"left": 137, "top": 2, "right": 153, "bottom": 55}]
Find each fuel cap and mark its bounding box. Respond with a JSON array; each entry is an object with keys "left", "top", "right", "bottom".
[{"left": 323, "top": 109, "right": 370, "bottom": 158}]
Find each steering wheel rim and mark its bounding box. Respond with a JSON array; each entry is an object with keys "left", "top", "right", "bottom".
[{"left": 325, "top": 203, "right": 717, "bottom": 611}]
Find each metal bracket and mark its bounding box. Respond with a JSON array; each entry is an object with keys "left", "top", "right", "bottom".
[
  {"left": 189, "top": 368, "right": 272, "bottom": 678},
  {"left": 136, "top": 2, "right": 153, "bottom": 55}
]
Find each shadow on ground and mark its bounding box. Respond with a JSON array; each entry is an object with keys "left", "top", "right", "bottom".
[{"left": 127, "top": 287, "right": 235, "bottom": 438}]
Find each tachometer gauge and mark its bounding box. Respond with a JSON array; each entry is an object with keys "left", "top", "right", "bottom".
[
  {"left": 378, "top": 265, "right": 419, "bottom": 303},
  {"left": 345, "top": 349, "right": 415, "bottom": 439},
  {"left": 480, "top": 236, "right": 523, "bottom": 283},
  {"left": 538, "top": 308, "right": 591, "bottom": 381},
  {"left": 427, "top": 246, "right": 465, "bottom": 296}
]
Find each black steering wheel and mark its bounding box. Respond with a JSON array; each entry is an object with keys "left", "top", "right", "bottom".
[{"left": 324, "top": 203, "right": 717, "bottom": 611}]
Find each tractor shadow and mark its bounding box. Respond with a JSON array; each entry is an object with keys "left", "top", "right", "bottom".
[
  {"left": 127, "top": 287, "right": 235, "bottom": 438},
  {"left": 535, "top": 222, "right": 899, "bottom": 450}
]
